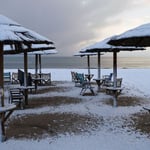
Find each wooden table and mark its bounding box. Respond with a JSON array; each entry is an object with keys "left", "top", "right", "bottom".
[
  {"left": 0, "top": 104, "right": 16, "bottom": 142},
  {"left": 80, "top": 80, "right": 95, "bottom": 96},
  {"left": 32, "top": 78, "right": 43, "bottom": 91},
  {"left": 104, "top": 87, "right": 123, "bottom": 107},
  {"left": 94, "top": 78, "right": 104, "bottom": 92},
  {"left": 16, "top": 86, "right": 34, "bottom": 105},
  {"left": 85, "top": 74, "right": 94, "bottom": 81}
]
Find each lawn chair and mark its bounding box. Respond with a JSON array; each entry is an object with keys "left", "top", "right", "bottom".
[
  {"left": 75, "top": 73, "right": 95, "bottom": 96},
  {"left": 74, "top": 73, "right": 85, "bottom": 87}
]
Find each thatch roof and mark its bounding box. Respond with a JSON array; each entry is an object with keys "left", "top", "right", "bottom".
[
  {"left": 108, "top": 23, "right": 150, "bottom": 47},
  {"left": 0, "top": 15, "right": 53, "bottom": 44},
  {"left": 0, "top": 15, "right": 55, "bottom": 54},
  {"left": 80, "top": 36, "right": 145, "bottom": 53}
]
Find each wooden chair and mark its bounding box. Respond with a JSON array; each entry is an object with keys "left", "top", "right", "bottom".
[
  {"left": 9, "top": 88, "right": 25, "bottom": 109},
  {"left": 40, "top": 73, "right": 51, "bottom": 85},
  {"left": 4, "top": 72, "right": 11, "bottom": 84},
  {"left": 71, "top": 71, "right": 77, "bottom": 82},
  {"left": 102, "top": 73, "right": 113, "bottom": 87},
  {"left": 11, "top": 72, "right": 20, "bottom": 84},
  {"left": 104, "top": 78, "right": 123, "bottom": 94}
]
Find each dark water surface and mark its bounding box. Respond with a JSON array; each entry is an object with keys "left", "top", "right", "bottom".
[{"left": 4, "top": 55, "right": 150, "bottom": 69}]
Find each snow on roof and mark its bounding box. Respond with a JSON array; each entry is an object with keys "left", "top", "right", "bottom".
[
  {"left": 115, "top": 23, "right": 150, "bottom": 39},
  {"left": 0, "top": 15, "right": 53, "bottom": 44},
  {"left": 0, "top": 14, "right": 20, "bottom": 26},
  {"left": 108, "top": 23, "right": 150, "bottom": 47},
  {"left": 74, "top": 52, "right": 97, "bottom": 57},
  {"left": 28, "top": 49, "right": 58, "bottom": 55}
]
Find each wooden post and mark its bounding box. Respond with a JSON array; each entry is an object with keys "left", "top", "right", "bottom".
[
  {"left": 24, "top": 51, "right": 28, "bottom": 105},
  {"left": 113, "top": 51, "right": 117, "bottom": 107},
  {"left": 113, "top": 51, "right": 117, "bottom": 88},
  {"left": 0, "top": 44, "right": 4, "bottom": 107},
  {"left": 97, "top": 52, "right": 101, "bottom": 92},
  {"left": 39, "top": 54, "right": 42, "bottom": 75},
  {"left": 35, "top": 54, "right": 38, "bottom": 78},
  {"left": 87, "top": 55, "right": 90, "bottom": 75},
  {"left": 0, "top": 116, "right": 2, "bottom": 141},
  {"left": 97, "top": 52, "right": 101, "bottom": 79}
]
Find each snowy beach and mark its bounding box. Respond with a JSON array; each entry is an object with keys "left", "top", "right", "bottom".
[{"left": 1, "top": 68, "right": 150, "bottom": 150}]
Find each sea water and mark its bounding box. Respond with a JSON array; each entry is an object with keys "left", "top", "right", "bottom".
[{"left": 3, "top": 55, "right": 150, "bottom": 69}]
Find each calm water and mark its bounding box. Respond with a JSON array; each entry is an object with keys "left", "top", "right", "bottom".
[{"left": 3, "top": 55, "right": 150, "bottom": 69}]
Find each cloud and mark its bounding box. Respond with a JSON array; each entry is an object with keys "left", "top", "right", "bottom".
[{"left": 0, "top": 0, "right": 147, "bottom": 56}]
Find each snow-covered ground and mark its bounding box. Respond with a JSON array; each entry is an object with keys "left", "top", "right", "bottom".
[{"left": 1, "top": 68, "right": 150, "bottom": 150}]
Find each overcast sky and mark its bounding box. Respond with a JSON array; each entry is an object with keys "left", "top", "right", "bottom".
[{"left": 0, "top": 0, "right": 150, "bottom": 56}]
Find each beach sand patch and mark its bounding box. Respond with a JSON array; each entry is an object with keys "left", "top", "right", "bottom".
[
  {"left": 127, "top": 111, "right": 150, "bottom": 138},
  {"left": 31, "top": 86, "right": 71, "bottom": 94},
  {"left": 104, "top": 96, "right": 146, "bottom": 106},
  {"left": 6, "top": 113, "right": 102, "bottom": 140},
  {"left": 26, "top": 96, "right": 82, "bottom": 109}
]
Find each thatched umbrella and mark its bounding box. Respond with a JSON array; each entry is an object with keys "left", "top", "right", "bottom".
[
  {"left": 74, "top": 52, "right": 97, "bottom": 78},
  {"left": 80, "top": 36, "right": 145, "bottom": 106},
  {"left": 29, "top": 49, "right": 58, "bottom": 76},
  {"left": 0, "top": 15, "right": 55, "bottom": 107},
  {"left": 77, "top": 51, "right": 104, "bottom": 91},
  {"left": 108, "top": 23, "right": 150, "bottom": 47},
  {"left": 0, "top": 15, "right": 55, "bottom": 141}
]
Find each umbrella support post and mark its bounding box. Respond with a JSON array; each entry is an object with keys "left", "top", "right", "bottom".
[
  {"left": 113, "top": 90, "right": 119, "bottom": 107},
  {"left": 97, "top": 86, "right": 101, "bottom": 92},
  {"left": 24, "top": 89, "right": 28, "bottom": 105},
  {"left": 113, "top": 94, "right": 117, "bottom": 107}
]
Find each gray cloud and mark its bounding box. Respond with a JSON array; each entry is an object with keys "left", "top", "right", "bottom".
[{"left": 0, "top": 0, "right": 135, "bottom": 55}]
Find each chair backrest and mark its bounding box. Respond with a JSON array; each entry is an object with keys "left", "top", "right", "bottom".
[
  {"left": 103, "top": 73, "right": 113, "bottom": 81},
  {"left": 18, "top": 69, "right": 24, "bottom": 85},
  {"left": 12, "top": 72, "right": 18, "bottom": 79},
  {"left": 4, "top": 72, "right": 11, "bottom": 83},
  {"left": 31, "top": 73, "right": 37, "bottom": 79},
  {"left": 28, "top": 73, "right": 32, "bottom": 86},
  {"left": 41, "top": 73, "right": 51, "bottom": 81},
  {"left": 76, "top": 73, "right": 85, "bottom": 84},
  {"left": 71, "top": 71, "right": 76, "bottom": 82},
  {"left": 12, "top": 72, "right": 19, "bottom": 84}
]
